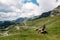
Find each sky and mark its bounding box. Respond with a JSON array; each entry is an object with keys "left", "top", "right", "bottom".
[
  {"left": 0, "top": 0, "right": 60, "bottom": 21},
  {"left": 23, "top": 0, "right": 39, "bottom": 6}
]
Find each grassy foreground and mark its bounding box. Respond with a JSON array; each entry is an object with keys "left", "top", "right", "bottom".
[{"left": 0, "top": 15, "right": 60, "bottom": 40}]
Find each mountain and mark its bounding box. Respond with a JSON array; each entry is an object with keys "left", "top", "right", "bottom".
[
  {"left": 0, "top": 11, "right": 60, "bottom": 40},
  {"left": 0, "top": 18, "right": 26, "bottom": 29},
  {"left": 14, "top": 17, "right": 27, "bottom": 24},
  {"left": 0, "top": 21, "right": 15, "bottom": 29},
  {"left": 50, "top": 5, "right": 60, "bottom": 15},
  {"left": 0, "top": 6, "right": 60, "bottom": 29},
  {"left": 0, "top": 5, "right": 60, "bottom": 40},
  {"left": 36, "top": 5, "right": 60, "bottom": 19}
]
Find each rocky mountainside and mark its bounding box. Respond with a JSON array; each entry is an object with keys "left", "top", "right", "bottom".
[
  {"left": 40, "top": 5, "right": 60, "bottom": 18},
  {"left": 50, "top": 6, "right": 60, "bottom": 15},
  {"left": 29, "top": 6, "right": 60, "bottom": 20}
]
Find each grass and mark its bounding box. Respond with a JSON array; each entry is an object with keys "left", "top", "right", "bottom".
[{"left": 0, "top": 15, "right": 60, "bottom": 40}]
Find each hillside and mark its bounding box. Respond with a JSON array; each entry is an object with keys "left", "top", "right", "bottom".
[
  {"left": 0, "top": 14, "right": 60, "bottom": 40},
  {"left": 0, "top": 6, "right": 60, "bottom": 40}
]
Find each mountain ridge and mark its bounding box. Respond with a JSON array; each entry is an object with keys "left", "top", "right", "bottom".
[{"left": 0, "top": 5, "right": 60, "bottom": 29}]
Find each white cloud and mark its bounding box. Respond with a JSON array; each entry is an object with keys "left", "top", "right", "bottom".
[
  {"left": 0, "top": 12, "right": 21, "bottom": 21},
  {"left": 0, "top": 0, "right": 60, "bottom": 21},
  {"left": 37, "top": 0, "right": 59, "bottom": 12},
  {"left": 0, "top": 0, "right": 19, "bottom": 5},
  {"left": 10, "top": 6, "right": 21, "bottom": 12},
  {"left": 22, "top": 2, "right": 38, "bottom": 9},
  {"left": 21, "top": 2, "right": 42, "bottom": 17},
  {"left": 58, "top": 0, "right": 60, "bottom": 5}
]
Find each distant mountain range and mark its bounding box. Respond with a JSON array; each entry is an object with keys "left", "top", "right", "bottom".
[
  {"left": 0, "top": 18, "right": 26, "bottom": 29},
  {"left": 0, "top": 6, "right": 60, "bottom": 29}
]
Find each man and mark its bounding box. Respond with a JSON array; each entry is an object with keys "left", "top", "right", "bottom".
[{"left": 36, "top": 24, "right": 47, "bottom": 34}]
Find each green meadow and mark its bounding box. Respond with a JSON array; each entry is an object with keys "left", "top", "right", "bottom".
[{"left": 0, "top": 15, "right": 60, "bottom": 40}]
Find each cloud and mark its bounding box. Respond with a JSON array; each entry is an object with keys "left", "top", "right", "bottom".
[
  {"left": 21, "top": 2, "right": 42, "bottom": 17},
  {"left": 0, "top": 0, "right": 60, "bottom": 21},
  {"left": 0, "top": 12, "right": 21, "bottom": 21},
  {"left": 0, "top": 3, "right": 14, "bottom": 13},
  {"left": 37, "top": 0, "right": 59, "bottom": 12},
  {"left": 58, "top": 0, "right": 60, "bottom": 5},
  {"left": 0, "top": 0, "right": 19, "bottom": 5}
]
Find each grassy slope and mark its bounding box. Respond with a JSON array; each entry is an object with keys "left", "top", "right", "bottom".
[{"left": 0, "top": 15, "right": 60, "bottom": 40}]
